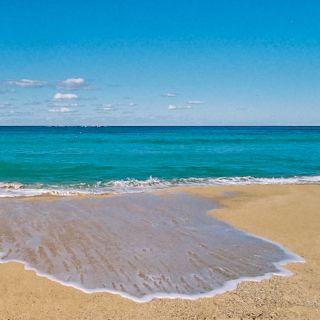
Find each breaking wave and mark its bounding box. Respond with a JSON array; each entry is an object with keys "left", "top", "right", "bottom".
[{"left": 0, "top": 175, "right": 320, "bottom": 198}]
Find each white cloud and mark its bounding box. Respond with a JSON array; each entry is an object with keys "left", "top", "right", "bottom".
[
  {"left": 53, "top": 92, "right": 78, "bottom": 101},
  {"left": 48, "top": 107, "right": 73, "bottom": 113},
  {"left": 188, "top": 100, "right": 204, "bottom": 105},
  {"left": 168, "top": 104, "right": 192, "bottom": 110},
  {"left": 94, "top": 103, "right": 115, "bottom": 112},
  {"left": 5, "top": 79, "right": 47, "bottom": 88},
  {"left": 162, "top": 92, "right": 177, "bottom": 97},
  {"left": 59, "top": 78, "right": 86, "bottom": 90},
  {"left": 63, "top": 78, "right": 85, "bottom": 86}
]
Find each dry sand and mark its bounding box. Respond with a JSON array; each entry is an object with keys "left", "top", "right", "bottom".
[{"left": 0, "top": 184, "right": 319, "bottom": 319}]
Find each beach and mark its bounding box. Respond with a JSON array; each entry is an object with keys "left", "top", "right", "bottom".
[
  {"left": 0, "top": 184, "right": 319, "bottom": 319},
  {"left": 1, "top": 0, "right": 320, "bottom": 317}
]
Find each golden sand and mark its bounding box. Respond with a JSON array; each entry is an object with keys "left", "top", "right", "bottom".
[{"left": 0, "top": 184, "right": 319, "bottom": 319}]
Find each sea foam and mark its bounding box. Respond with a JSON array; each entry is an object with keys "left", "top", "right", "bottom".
[{"left": 0, "top": 175, "right": 319, "bottom": 198}]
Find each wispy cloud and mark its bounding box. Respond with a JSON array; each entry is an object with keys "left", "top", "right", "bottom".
[
  {"left": 187, "top": 100, "right": 204, "bottom": 105},
  {"left": 95, "top": 101, "right": 139, "bottom": 115},
  {"left": 102, "top": 101, "right": 137, "bottom": 111},
  {"left": 103, "top": 107, "right": 113, "bottom": 111},
  {"left": 111, "top": 101, "right": 137, "bottom": 107},
  {"left": 48, "top": 107, "right": 74, "bottom": 113},
  {"left": 58, "top": 78, "right": 87, "bottom": 90},
  {"left": 168, "top": 104, "right": 192, "bottom": 110},
  {"left": 5, "top": 79, "right": 47, "bottom": 88},
  {"left": 53, "top": 92, "right": 78, "bottom": 101},
  {"left": 103, "top": 103, "right": 113, "bottom": 108},
  {"left": 162, "top": 92, "right": 177, "bottom": 97},
  {"left": 94, "top": 103, "right": 115, "bottom": 113}
]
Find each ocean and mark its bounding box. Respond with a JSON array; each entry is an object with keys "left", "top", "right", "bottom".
[
  {"left": 0, "top": 125, "right": 311, "bottom": 301},
  {"left": 0, "top": 126, "right": 319, "bottom": 196}
]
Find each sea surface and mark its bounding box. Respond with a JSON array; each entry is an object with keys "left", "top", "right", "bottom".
[
  {"left": 0, "top": 126, "right": 310, "bottom": 301},
  {"left": 0, "top": 126, "right": 319, "bottom": 196}
]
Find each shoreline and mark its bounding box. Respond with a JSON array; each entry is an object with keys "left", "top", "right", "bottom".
[
  {"left": 0, "top": 187, "right": 304, "bottom": 303},
  {"left": 0, "top": 184, "right": 319, "bottom": 319},
  {"left": 0, "top": 246, "right": 303, "bottom": 304},
  {"left": 0, "top": 175, "right": 320, "bottom": 198}
]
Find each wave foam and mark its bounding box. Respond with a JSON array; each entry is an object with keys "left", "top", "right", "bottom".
[{"left": 0, "top": 175, "right": 319, "bottom": 197}]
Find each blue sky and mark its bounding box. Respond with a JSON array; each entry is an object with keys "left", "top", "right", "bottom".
[{"left": 0, "top": 0, "right": 319, "bottom": 125}]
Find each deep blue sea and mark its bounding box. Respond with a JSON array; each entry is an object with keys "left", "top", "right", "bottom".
[{"left": 0, "top": 126, "right": 319, "bottom": 196}]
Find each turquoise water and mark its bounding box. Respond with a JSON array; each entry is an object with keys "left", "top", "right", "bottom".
[{"left": 0, "top": 126, "right": 319, "bottom": 196}]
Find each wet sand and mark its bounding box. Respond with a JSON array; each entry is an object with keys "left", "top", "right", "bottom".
[
  {"left": 0, "top": 184, "right": 320, "bottom": 319},
  {"left": 0, "top": 192, "right": 299, "bottom": 301}
]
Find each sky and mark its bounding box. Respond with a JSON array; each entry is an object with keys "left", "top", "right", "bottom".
[{"left": 0, "top": 0, "right": 319, "bottom": 126}]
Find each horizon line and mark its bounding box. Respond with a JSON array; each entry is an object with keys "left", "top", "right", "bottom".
[{"left": 0, "top": 125, "right": 319, "bottom": 128}]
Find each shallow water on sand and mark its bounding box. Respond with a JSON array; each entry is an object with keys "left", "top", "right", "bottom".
[{"left": 0, "top": 192, "right": 300, "bottom": 301}]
